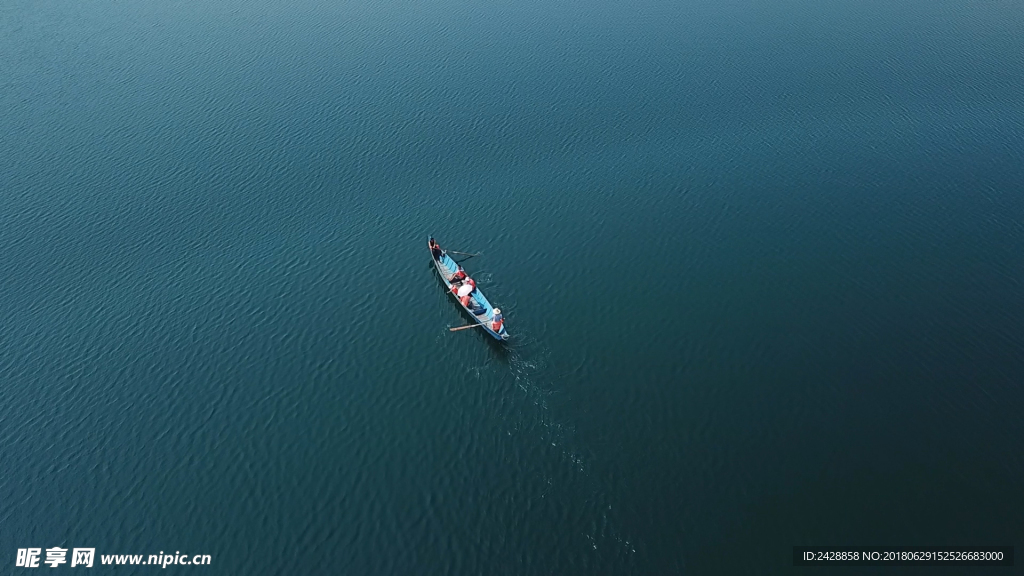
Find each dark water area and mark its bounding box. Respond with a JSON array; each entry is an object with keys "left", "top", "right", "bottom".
[{"left": 2, "top": 0, "right": 1023, "bottom": 573}]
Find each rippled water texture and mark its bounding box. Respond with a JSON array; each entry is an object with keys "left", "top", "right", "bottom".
[{"left": 2, "top": 0, "right": 1023, "bottom": 573}]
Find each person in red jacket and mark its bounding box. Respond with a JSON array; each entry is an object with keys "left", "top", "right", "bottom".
[
  {"left": 449, "top": 266, "right": 466, "bottom": 284},
  {"left": 491, "top": 308, "right": 504, "bottom": 332},
  {"left": 429, "top": 238, "right": 444, "bottom": 261}
]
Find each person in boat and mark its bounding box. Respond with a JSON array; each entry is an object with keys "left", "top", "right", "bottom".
[
  {"left": 456, "top": 282, "right": 474, "bottom": 299},
  {"left": 450, "top": 276, "right": 465, "bottom": 293},
  {"left": 449, "top": 266, "right": 467, "bottom": 284},
  {"left": 491, "top": 308, "right": 504, "bottom": 332},
  {"left": 460, "top": 293, "right": 486, "bottom": 315},
  {"left": 429, "top": 237, "right": 444, "bottom": 261}
]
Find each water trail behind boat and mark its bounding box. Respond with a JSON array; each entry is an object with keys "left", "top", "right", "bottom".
[{"left": 497, "top": 324, "right": 639, "bottom": 564}]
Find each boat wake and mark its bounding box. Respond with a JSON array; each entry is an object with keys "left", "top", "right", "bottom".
[{"left": 496, "top": 328, "right": 639, "bottom": 567}]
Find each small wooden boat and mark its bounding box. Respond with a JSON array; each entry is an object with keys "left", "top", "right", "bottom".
[{"left": 429, "top": 237, "right": 509, "bottom": 341}]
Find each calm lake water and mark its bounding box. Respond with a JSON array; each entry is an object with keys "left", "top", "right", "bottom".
[{"left": 2, "top": 0, "right": 1023, "bottom": 573}]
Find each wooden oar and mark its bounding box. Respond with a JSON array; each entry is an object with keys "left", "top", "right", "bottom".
[
  {"left": 449, "top": 324, "right": 486, "bottom": 332},
  {"left": 447, "top": 250, "right": 481, "bottom": 257}
]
